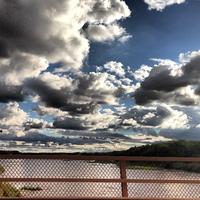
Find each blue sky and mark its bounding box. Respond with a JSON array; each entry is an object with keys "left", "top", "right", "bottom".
[
  {"left": 89, "top": 0, "right": 200, "bottom": 68},
  {"left": 0, "top": 0, "right": 200, "bottom": 152}
]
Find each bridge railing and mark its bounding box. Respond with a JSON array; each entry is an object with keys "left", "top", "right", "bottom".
[{"left": 0, "top": 155, "right": 200, "bottom": 200}]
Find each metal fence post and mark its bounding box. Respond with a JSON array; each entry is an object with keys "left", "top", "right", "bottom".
[{"left": 119, "top": 160, "right": 128, "bottom": 197}]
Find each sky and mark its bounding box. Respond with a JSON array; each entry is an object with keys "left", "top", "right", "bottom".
[{"left": 0, "top": 0, "right": 200, "bottom": 152}]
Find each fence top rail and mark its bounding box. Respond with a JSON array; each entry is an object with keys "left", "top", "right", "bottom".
[{"left": 0, "top": 155, "right": 199, "bottom": 162}]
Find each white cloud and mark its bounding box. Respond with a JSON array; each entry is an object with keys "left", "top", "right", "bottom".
[
  {"left": 0, "top": 0, "right": 131, "bottom": 72},
  {"left": 0, "top": 102, "right": 28, "bottom": 135},
  {"left": 87, "top": 0, "right": 131, "bottom": 24},
  {"left": 132, "top": 65, "right": 152, "bottom": 82},
  {"left": 151, "top": 58, "right": 179, "bottom": 67},
  {"left": 179, "top": 50, "right": 200, "bottom": 64},
  {"left": 86, "top": 23, "right": 130, "bottom": 43},
  {"left": 103, "top": 61, "right": 126, "bottom": 77},
  {"left": 151, "top": 58, "right": 183, "bottom": 77},
  {"left": 118, "top": 34, "right": 132, "bottom": 43},
  {"left": 94, "top": 63, "right": 136, "bottom": 95},
  {"left": 159, "top": 104, "right": 189, "bottom": 129},
  {"left": 122, "top": 103, "right": 189, "bottom": 130},
  {"left": 0, "top": 52, "right": 48, "bottom": 86},
  {"left": 53, "top": 110, "right": 120, "bottom": 131},
  {"left": 38, "top": 72, "right": 73, "bottom": 90},
  {"left": 35, "top": 105, "right": 69, "bottom": 118},
  {"left": 144, "top": 0, "right": 186, "bottom": 11},
  {"left": 129, "top": 134, "right": 171, "bottom": 143},
  {"left": 24, "top": 118, "right": 49, "bottom": 130}
]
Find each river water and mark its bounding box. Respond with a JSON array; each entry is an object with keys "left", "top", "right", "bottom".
[{"left": 0, "top": 159, "right": 200, "bottom": 198}]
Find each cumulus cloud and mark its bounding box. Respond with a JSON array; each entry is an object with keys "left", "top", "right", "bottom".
[
  {"left": 159, "top": 105, "right": 189, "bottom": 129},
  {"left": 0, "top": 52, "right": 48, "bottom": 103},
  {"left": 179, "top": 50, "right": 200, "bottom": 64},
  {"left": 53, "top": 111, "right": 120, "bottom": 131},
  {"left": 0, "top": 0, "right": 131, "bottom": 71},
  {"left": 34, "top": 105, "right": 69, "bottom": 118},
  {"left": 144, "top": 0, "right": 186, "bottom": 11},
  {"left": 103, "top": 61, "right": 126, "bottom": 77},
  {"left": 0, "top": 102, "right": 27, "bottom": 135},
  {"left": 24, "top": 118, "right": 49, "bottom": 131},
  {"left": 132, "top": 65, "right": 152, "bottom": 82},
  {"left": 26, "top": 78, "right": 99, "bottom": 115},
  {"left": 0, "top": 52, "right": 48, "bottom": 86},
  {"left": 28, "top": 63, "right": 136, "bottom": 117},
  {"left": 120, "top": 103, "right": 189, "bottom": 131},
  {"left": 86, "top": 0, "right": 131, "bottom": 24},
  {"left": 0, "top": 0, "right": 133, "bottom": 140},
  {"left": 38, "top": 72, "right": 72, "bottom": 90},
  {"left": 134, "top": 53, "right": 200, "bottom": 106},
  {"left": 1, "top": 0, "right": 198, "bottom": 147},
  {"left": 125, "top": 105, "right": 171, "bottom": 127},
  {"left": 86, "top": 23, "right": 131, "bottom": 43}
]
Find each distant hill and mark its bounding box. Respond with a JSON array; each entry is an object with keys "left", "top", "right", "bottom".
[
  {"left": 104, "top": 140, "right": 200, "bottom": 157},
  {"left": 0, "top": 140, "right": 200, "bottom": 157},
  {"left": 85, "top": 140, "right": 200, "bottom": 173}
]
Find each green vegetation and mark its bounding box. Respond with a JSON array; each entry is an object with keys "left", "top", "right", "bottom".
[
  {"left": 107, "top": 140, "right": 200, "bottom": 157},
  {"left": 0, "top": 165, "right": 5, "bottom": 174},
  {"left": 21, "top": 185, "right": 42, "bottom": 191},
  {"left": 116, "top": 141, "right": 200, "bottom": 173},
  {"left": 0, "top": 165, "right": 21, "bottom": 197},
  {"left": 0, "top": 183, "right": 20, "bottom": 197},
  {"left": 85, "top": 140, "right": 200, "bottom": 173}
]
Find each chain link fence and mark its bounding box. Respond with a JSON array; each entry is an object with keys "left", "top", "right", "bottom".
[{"left": 0, "top": 155, "right": 199, "bottom": 199}]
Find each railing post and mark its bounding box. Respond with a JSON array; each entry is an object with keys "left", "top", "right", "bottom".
[{"left": 119, "top": 160, "right": 128, "bottom": 197}]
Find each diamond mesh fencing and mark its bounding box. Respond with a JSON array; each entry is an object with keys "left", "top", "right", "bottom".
[
  {"left": 0, "top": 156, "right": 199, "bottom": 199},
  {"left": 126, "top": 161, "right": 200, "bottom": 199}
]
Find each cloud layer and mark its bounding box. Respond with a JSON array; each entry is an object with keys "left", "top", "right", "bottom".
[
  {"left": 0, "top": 0, "right": 200, "bottom": 152},
  {"left": 135, "top": 53, "right": 200, "bottom": 106},
  {"left": 0, "top": 0, "right": 131, "bottom": 71}
]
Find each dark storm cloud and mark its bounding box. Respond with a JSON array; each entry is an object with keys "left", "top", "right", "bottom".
[
  {"left": 135, "top": 55, "right": 200, "bottom": 105},
  {"left": 134, "top": 89, "right": 160, "bottom": 105},
  {"left": 53, "top": 117, "right": 89, "bottom": 130},
  {"left": 0, "top": 84, "right": 24, "bottom": 102},
  {"left": 0, "top": 0, "right": 67, "bottom": 57},
  {"left": 26, "top": 78, "right": 98, "bottom": 115},
  {"left": 135, "top": 88, "right": 195, "bottom": 105},
  {"left": 26, "top": 79, "right": 70, "bottom": 108}
]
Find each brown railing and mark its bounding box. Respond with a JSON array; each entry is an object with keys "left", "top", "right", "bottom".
[{"left": 0, "top": 155, "right": 200, "bottom": 200}]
